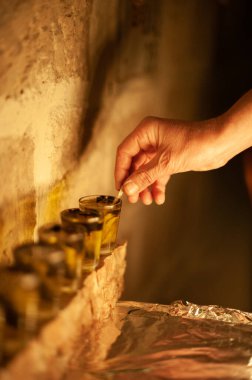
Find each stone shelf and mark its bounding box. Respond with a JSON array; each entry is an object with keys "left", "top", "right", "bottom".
[{"left": 0, "top": 243, "right": 127, "bottom": 380}]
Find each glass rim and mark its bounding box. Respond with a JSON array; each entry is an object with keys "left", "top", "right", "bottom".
[
  {"left": 38, "top": 222, "right": 62, "bottom": 234},
  {"left": 38, "top": 222, "right": 84, "bottom": 242},
  {"left": 13, "top": 242, "right": 65, "bottom": 263},
  {"left": 0, "top": 267, "right": 40, "bottom": 289},
  {"left": 60, "top": 208, "right": 103, "bottom": 224},
  {"left": 79, "top": 195, "right": 122, "bottom": 210}
]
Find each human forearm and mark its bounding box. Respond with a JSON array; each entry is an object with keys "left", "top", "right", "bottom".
[
  {"left": 115, "top": 90, "right": 252, "bottom": 204},
  {"left": 186, "top": 90, "right": 252, "bottom": 172},
  {"left": 217, "top": 90, "right": 252, "bottom": 163}
]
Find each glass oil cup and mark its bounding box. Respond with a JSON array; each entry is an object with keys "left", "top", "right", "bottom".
[
  {"left": 0, "top": 267, "right": 39, "bottom": 337},
  {"left": 38, "top": 223, "right": 84, "bottom": 293},
  {"left": 60, "top": 208, "right": 103, "bottom": 272},
  {"left": 13, "top": 243, "right": 65, "bottom": 321},
  {"left": 79, "top": 195, "right": 122, "bottom": 255}
]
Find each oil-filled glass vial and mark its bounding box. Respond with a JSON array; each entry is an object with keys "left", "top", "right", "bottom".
[
  {"left": 38, "top": 223, "right": 84, "bottom": 293},
  {"left": 13, "top": 243, "right": 65, "bottom": 321},
  {"left": 79, "top": 195, "right": 122, "bottom": 255},
  {"left": 60, "top": 208, "right": 103, "bottom": 272},
  {"left": 0, "top": 267, "right": 39, "bottom": 335}
]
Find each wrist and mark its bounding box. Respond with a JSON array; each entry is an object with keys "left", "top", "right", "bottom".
[
  {"left": 186, "top": 117, "right": 229, "bottom": 171},
  {"left": 217, "top": 91, "right": 252, "bottom": 163},
  {"left": 187, "top": 90, "right": 252, "bottom": 171}
]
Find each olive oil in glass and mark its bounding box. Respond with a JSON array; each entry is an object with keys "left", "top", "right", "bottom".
[
  {"left": 79, "top": 195, "right": 122, "bottom": 255},
  {"left": 61, "top": 208, "right": 103, "bottom": 272},
  {"left": 13, "top": 243, "right": 65, "bottom": 322},
  {"left": 38, "top": 223, "right": 84, "bottom": 293}
]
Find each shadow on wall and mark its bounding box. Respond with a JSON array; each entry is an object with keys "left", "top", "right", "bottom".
[
  {"left": 77, "top": 1, "right": 128, "bottom": 157},
  {"left": 78, "top": 0, "right": 161, "bottom": 157},
  {"left": 0, "top": 0, "right": 162, "bottom": 261},
  {"left": 78, "top": 38, "right": 118, "bottom": 157}
]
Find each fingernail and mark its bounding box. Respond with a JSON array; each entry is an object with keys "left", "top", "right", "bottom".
[
  {"left": 156, "top": 195, "right": 165, "bottom": 205},
  {"left": 123, "top": 181, "right": 139, "bottom": 196}
]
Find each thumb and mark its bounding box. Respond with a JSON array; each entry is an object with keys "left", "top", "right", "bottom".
[{"left": 122, "top": 151, "right": 167, "bottom": 196}]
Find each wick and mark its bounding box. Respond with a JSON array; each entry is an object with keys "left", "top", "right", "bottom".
[{"left": 117, "top": 188, "right": 123, "bottom": 200}]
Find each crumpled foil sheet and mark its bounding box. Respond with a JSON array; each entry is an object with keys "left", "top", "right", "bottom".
[
  {"left": 164, "top": 299, "right": 252, "bottom": 324},
  {"left": 65, "top": 300, "right": 252, "bottom": 379}
]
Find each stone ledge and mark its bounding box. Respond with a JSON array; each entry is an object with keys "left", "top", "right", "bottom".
[{"left": 0, "top": 243, "right": 127, "bottom": 380}]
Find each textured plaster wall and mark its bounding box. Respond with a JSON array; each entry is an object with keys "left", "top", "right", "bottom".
[
  {"left": 0, "top": 0, "right": 170, "bottom": 256},
  {"left": 0, "top": 0, "right": 251, "bottom": 309}
]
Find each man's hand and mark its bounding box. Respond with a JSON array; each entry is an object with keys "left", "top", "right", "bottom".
[
  {"left": 115, "top": 90, "right": 252, "bottom": 205},
  {"left": 115, "top": 116, "right": 223, "bottom": 204}
]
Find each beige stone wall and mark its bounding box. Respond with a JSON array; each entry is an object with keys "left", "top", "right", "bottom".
[
  {"left": 0, "top": 0, "right": 168, "bottom": 256},
  {"left": 0, "top": 0, "right": 251, "bottom": 309}
]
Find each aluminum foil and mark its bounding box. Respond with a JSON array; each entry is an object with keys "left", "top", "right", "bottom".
[{"left": 65, "top": 300, "right": 252, "bottom": 379}]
